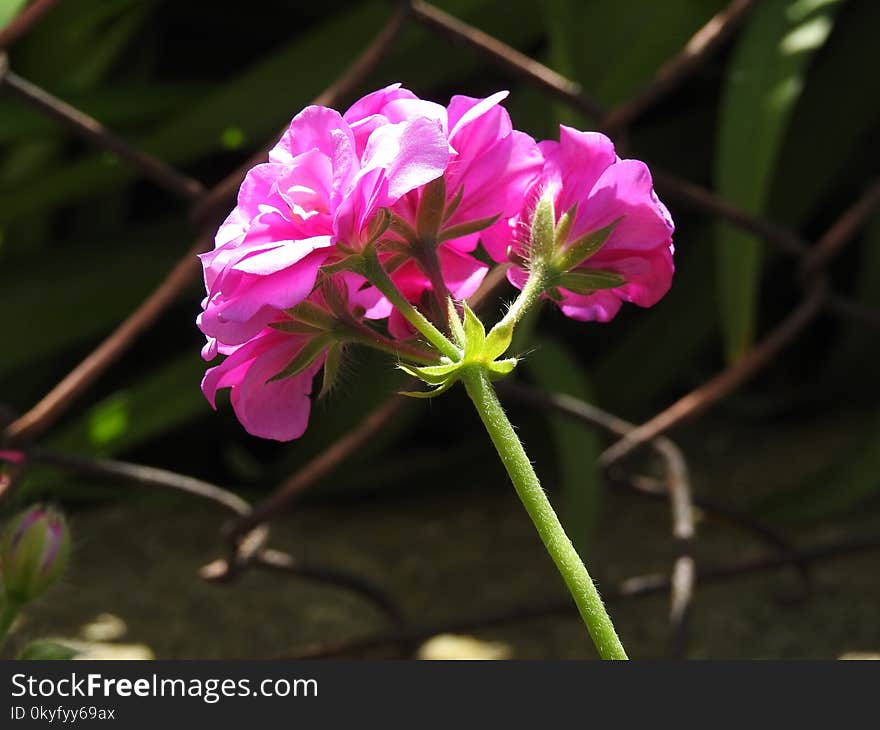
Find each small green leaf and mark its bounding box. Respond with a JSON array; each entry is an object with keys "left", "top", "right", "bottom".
[
  {"left": 267, "top": 335, "right": 333, "bottom": 383},
  {"left": 529, "top": 195, "right": 557, "bottom": 262},
  {"left": 416, "top": 176, "right": 447, "bottom": 239},
  {"left": 461, "top": 302, "right": 486, "bottom": 360},
  {"left": 555, "top": 219, "right": 619, "bottom": 272},
  {"left": 448, "top": 299, "right": 466, "bottom": 348},
  {"left": 558, "top": 269, "right": 625, "bottom": 294}
]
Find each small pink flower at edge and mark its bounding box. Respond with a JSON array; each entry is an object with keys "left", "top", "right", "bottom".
[{"left": 484, "top": 125, "right": 674, "bottom": 322}]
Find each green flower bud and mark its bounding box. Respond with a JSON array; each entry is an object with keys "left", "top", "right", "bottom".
[{"left": 0, "top": 506, "right": 70, "bottom": 605}]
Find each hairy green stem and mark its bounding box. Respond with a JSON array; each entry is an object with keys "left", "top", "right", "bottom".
[
  {"left": 493, "top": 263, "right": 550, "bottom": 335},
  {"left": 361, "top": 250, "right": 461, "bottom": 361},
  {"left": 412, "top": 237, "right": 451, "bottom": 327},
  {"left": 461, "top": 366, "right": 628, "bottom": 660},
  {"left": 347, "top": 323, "right": 439, "bottom": 365}
]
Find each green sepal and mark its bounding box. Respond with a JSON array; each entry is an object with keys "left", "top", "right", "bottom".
[
  {"left": 557, "top": 269, "right": 625, "bottom": 294},
  {"left": 320, "top": 276, "right": 352, "bottom": 318},
  {"left": 376, "top": 238, "right": 412, "bottom": 256},
  {"left": 398, "top": 361, "right": 460, "bottom": 385},
  {"left": 365, "top": 207, "right": 392, "bottom": 245},
  {"left": 318, "top": 343, "right": 344, "bottom": 399},
  {"left": 438, "top": 213, "right": 502, "bottom": 243},
  {"left": 398, "top": 379, "right": 457, "bottom": 399},
  {"left": 447, "top": 299, "right": 466, "bottom": 348},
  {"left": 267, "top": 334, "right": 334, "bottom": 383},
  {"left": 389, "top": 213, "right": 418, "bottom": 242},
  {"left": 554, "top": 219, "right": 620, "bottom": 272},
  {"left": 461, "top": 302, "right": 487, "bottom": 360},
  {"left": 416, "top": 176, "right": 447, "bottom": 240},
  {"left": 321, "top": 254, "right": 366, "bottom": 276},
  {"left": 484, "top": 318, "right": 515, "bottom": 361},
  {"left": 554, "top": 204, "right": 577, "bottom": 249},
  {"left": 285, "top": 299, "right": 338, "bottom": 331},
  {"left": 529, "top": 195, "right": 557, "bottom": 263},
  {"left": 487, "top": 357, "right": 518, "bottom": 378},
  {"left": 442, "top": 185, "right": 464, "bottom": 224},
  {"left": 269, "top": 320, "right": 326, "bottom": 335}
]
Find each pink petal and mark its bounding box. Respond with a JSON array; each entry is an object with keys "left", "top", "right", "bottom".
[
  {"left": 361, "top": 117, "right": 450, "bottom": 201},
  {"left": 439, "top": 246, "right": 488, "bottom": 300},
  {"left": 270, "top": 106, "right": 355, "bottom": 165},
  {"left": 232, "top": 342, "right": 324, "bottom": 442},
  {"left": 572, "top": 159, "right": 674, "bottom": 251},
  {"left": 542, "top": 127, "right": 617, "bottom": 215}
]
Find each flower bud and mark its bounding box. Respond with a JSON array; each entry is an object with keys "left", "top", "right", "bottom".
[
  {"left": 0, "top": 506, "right": 70, "bottom": 605},
  {"left": 528, "top": 194, "right": 557, "bottom": 264}
]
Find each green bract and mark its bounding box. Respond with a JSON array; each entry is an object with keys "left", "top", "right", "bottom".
[{"left": 398, "top": 300, "right": 518, "bottom": 398}]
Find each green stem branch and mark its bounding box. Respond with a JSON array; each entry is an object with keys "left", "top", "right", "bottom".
[
  {"left": 493, "top": 263, "right": 550, "bottom": 336},
  {"left": 412, "top": 237, "right": 451, "bottom": 327},
  {"left": 347, "top": 323, "right": 439, "bottom": 365},
  {"left": 361, "top": 250, "right": 461, "bottom": 361},
  {"left": 461, "top": 366, "right": 628, "bottom": 660}
]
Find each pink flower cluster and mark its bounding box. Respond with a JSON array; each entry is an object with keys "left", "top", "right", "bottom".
[{"left": 198, "top": 85, "right": 674, "bottom": 440}]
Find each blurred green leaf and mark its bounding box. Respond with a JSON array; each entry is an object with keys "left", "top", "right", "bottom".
[
  {"left": 47, "top": 355, "right": 205, "bottom": 457},
  {"left": 0, "top": 1, "right": 388, "bottom": 221},
  {"left": 0, "top": 0, "right": 28, "bottom": 29},
  {"left": 18, "top": 640, "right": 79, "bottom": 661},
  {"left": 770, "top": 0, "right": 880, "bottom": 225},
  {"left": 715, "top": 0, "right": 843, "bottom": 362},
  {"left": 544, "top": 0, "right": 726, "bottom": 108},
  {"left": 11, "top": 0, "right": 157, "bottom": 89},
  {"left": 526, "top": 336, "right": 601, "bottom": 555},
  {"left": 0, "top": 220, "right": 187, "bottom": 377},
  {"left": 0, "top": 84, "right": 212, "bottom": 145}
]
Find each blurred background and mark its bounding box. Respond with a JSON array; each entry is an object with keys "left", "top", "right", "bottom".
[{"left": 1, "top": 0, "right": 878, "bottom": 659}]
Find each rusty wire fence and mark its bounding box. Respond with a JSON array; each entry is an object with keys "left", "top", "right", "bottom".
[{"left": 1, "top": 0, "right": 879, "bottom": 659}]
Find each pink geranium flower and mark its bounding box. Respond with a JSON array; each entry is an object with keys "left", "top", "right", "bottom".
[
  {"left": 198, "top": 104, "right": 449, "bottom": 347},
  {"left": 201, "top": 327, "right": 325, "bottom": 441},
  {"left": 201, "top": 272, "right": 385, "bottom": 442},
  {"left": 484, "top": 126, "right": 674, "bottom": 322},
  {"left": 344, "top": 85, "right": 542, "bottom": 316}
]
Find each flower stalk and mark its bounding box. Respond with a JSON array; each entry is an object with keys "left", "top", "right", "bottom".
[
  {"left": 460, "top": 365, "right": 628, "bottom": 660},
  {"left": 360, "top": 249, "right": 462, "bottom": 361}
]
